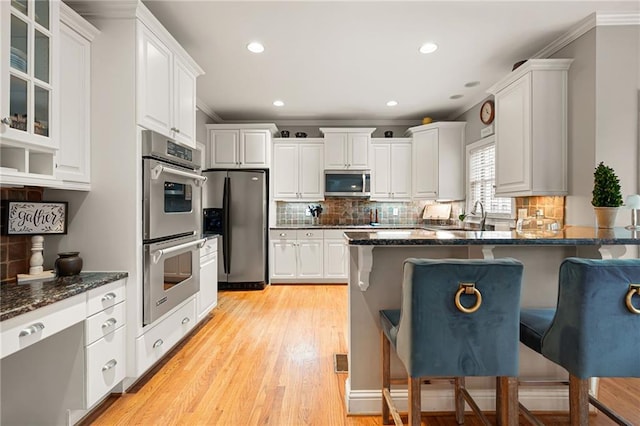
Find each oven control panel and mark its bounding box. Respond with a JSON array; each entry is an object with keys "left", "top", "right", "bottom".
[{"left": 167, "top": 140, "right": 193, "bottom": 162}]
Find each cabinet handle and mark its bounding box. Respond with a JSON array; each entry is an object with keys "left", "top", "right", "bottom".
[
  {"left": 153, "top": 339, "right": 164, "bottom": 348},
  {"left": 101, "top": 359, "right": 118, "bottom": 372},
  {"left": 175, "top": 128, "right": 180, "bottom": 134},
  {"left": 101, "top": 292, "right": 117, "bottom": 302},
  {"left": 19, "top": 322, "right": 45, "bottom": 337},
  {"left": 1, "top": 117, "right": 11, "bottom": 125},
  {"left": 182, "top": 317, "right": 190, "bottom": 325},
  {"left": 280, "top": 233, "right": 286, "bottom": 237},
  {"left": 306, "top": 232, "right": 313, "bottom": 237},
  {"left": 101, "top": 318, "right": 118, "bottom": 329}
]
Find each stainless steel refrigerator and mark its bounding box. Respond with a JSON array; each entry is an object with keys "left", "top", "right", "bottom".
[{"left": 202, "top": 169, "right": 268, "bottom": 289}]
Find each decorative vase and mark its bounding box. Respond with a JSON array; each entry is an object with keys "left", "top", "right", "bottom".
[
  {"left": 594, "top": 207, "right": 619, "bottom": 229},
  {"left": 55, "top": 252, "right": 83, "bottom": 276}
]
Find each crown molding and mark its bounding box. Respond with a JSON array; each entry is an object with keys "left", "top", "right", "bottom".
[
  {"left": 448, "top": 11, "right": 640, "bottom": 120},
  {"left": 249, "top": 119, "right": 421, "bottom": 127},
  {"left": 60, "top": 2, "right": 100, "bottom": 40},
  {"left": 196, "top": 99, "right": 223, "bottom": 123},
  {"left": 64, "top": 1, "right": 139, "bottom": 19}
]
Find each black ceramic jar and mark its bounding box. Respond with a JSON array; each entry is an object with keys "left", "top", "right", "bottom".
[{"left": 55, "top": 252, "right": 83, "bottom": 276}]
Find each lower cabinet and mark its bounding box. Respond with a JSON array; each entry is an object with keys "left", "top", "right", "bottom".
[
  {"left": 198, "top": 238, "right": 218, "bottom": 321},
  {"left": 270, "top": 230, "right": 323, "bottom": 281},
  {"left": 270, "top": 229, "right": 355, "bottom": 283},
  {"left": 135, "top": 297, "right": 196, "bottom": 376}
]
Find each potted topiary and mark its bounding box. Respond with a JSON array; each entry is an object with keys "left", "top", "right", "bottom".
[{"left": 592, "top": 161, "right": 623, "bottom": 228}]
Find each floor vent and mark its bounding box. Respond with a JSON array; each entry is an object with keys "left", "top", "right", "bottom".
[{"left": 334, "top": 353, "right": 348, "bottom": 373}]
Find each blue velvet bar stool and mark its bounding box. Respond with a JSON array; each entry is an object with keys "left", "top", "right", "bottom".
[
  {"left": 519, "top": 257, "right": 640, "bottom": 426},
  {"left": 380, "top": 258, "right": 524, "bottom": 426}
]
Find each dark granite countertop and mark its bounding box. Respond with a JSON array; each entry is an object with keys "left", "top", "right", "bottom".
[
  {"left": 345, "top": 226, "right": 640, "bottom": 246},
  {"left": 1, "top": 272, "right": 128, "bottom": 322},
  {"left": 271, "top": 224, "right": 422, "bottom": 230}
]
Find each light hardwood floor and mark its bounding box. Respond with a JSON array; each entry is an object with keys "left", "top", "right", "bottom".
[{"left": 83, "top": 285, "right": 639, "bottom": 425}]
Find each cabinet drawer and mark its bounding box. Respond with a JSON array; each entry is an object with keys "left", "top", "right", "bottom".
[
  {"left": 85, "top": 325, "right": 126, "bottom": 408},
  {"left": 85, "top": 301, "right": 126, "bottom": 346},
  {"left": 1, "top": 294, "right": 86, "bottom": 359},
  {"left": 86, "top": 279, "right": 126, "bottom": 317},
  {"left": 296, "top": 230, "right": 323, "bottom": 240},
  {"left": 135, "top": 298, "right": 196, "bottom": 376},
  {"left": 200, "top": 238, "right": 218, "bottom": 257},
  {"left": 323, "top": 229, "right": 359, "bottom": 239},
  {"left": 270, "top": 230, "right": 295, "bottom": 240}
]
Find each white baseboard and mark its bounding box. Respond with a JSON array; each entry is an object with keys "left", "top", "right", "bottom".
[{"left": 345, "top": 378, "right": 570, "bottom": 415}]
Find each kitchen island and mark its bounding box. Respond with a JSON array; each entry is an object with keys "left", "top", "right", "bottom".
[{"left": 343, "top": 226, "right": 640, "bottom": 414}]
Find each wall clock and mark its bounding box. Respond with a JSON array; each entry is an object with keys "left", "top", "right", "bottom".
[{"left": 480, "top": 100, "right": 495, "bottom": 125}]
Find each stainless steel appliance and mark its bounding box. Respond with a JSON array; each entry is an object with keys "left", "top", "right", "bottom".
[
  {"left": 324, "top": 170, "right": 371, "bottom": 197},
  {"left": 142, "top": 131, "right": 206, "bottom": 241},
  {"left": 202, "top": 169, "right": 268, "bottom": 289},
  {"left": 142, "top": 130, "right": 206, "bottom": 325}
]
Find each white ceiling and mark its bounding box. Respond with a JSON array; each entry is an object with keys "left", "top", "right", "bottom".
[{"left": 142, "top": 0, "right": 639, "bottom": 122}]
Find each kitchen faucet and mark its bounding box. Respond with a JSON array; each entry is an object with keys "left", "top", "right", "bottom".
[{"left": 471, "top": 200, "right": 487, "bottom": 231}]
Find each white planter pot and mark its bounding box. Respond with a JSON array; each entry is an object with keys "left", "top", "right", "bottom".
[{"left": 594, "top": 207, "right": 619, "bottom": 229}]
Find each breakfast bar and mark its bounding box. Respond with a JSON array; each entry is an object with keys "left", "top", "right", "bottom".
[{"left": 343, "top": 226, "right": 640, "bottom": 415}]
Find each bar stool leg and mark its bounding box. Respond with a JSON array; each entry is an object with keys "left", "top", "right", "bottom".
[
  {"left": 496, "top": 376, "right": 518, "bottom": 426},
  {"left": 381, "top": 331, "right": 391, "bottom": 425},
  {"left": 454, "top": 377, "right": 465, "bottom": 424},
  {"left": 569, "top": 375, "right": 589, "bottom": 426},
  {"left": 408, "top": 376, "right": 421, "bottom": 426}
]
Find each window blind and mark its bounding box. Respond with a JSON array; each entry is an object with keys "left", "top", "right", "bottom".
[{"left": 468, "top": 143, "right": 512, "bottom": 216}]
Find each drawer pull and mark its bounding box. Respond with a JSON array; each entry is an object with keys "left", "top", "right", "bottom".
[
  {"left": 101, "top": 318, "right": 118, "bottom": 329},
  {"left": 102, "top": 359, "right": 118, "bottom": 372},
  {"left": 306, "top": 232, "right": 313, "bottom": 236},
  {"left": 153, "top": 339, "right": 164, "bottom": 348},
  {"left": 182, "top": 317, "right": 190, "bottom": 325},
  {"left": 280, "top": 233, "right": 286, "bottom": 237},
  {"left": 19, "top": 322, "right": 45, "bottom": 337},
  {"left": 101, "top": 292, "right": 117, "bottom": 302}
]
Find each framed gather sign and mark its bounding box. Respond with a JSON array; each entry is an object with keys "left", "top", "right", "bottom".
[{"left": 2, "top": 201, "right": 68, "bottom": 235}]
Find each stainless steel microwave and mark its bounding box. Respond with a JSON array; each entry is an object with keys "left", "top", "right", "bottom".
[{"left": 324, "top": 170, "right": 370, "bottom": 197}]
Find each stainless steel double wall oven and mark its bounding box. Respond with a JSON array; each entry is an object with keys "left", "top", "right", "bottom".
[{"left": 142, "top": 130, "right": 206, "bottom": 325}]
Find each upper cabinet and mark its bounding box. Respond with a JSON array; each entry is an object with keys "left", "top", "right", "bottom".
[
  {"left": 272, "top": 138, "right": 324, "bottom": 201},
  {"left": 206, "top": 124, "right": 278, "bottom": 169},
  {"left": 56, "top": 3, "right": 99, "bottom": 189},
  {"left": 370, "top": 138, "right": 412, "bottom": 201},
  {"left": 321, "top": 128, "right": 374, "bottom": 170},
  {"left": 406, "top": 122, "right": 465, "bottom": 200},
  {"left": 137, "top": 12, "right": 203, "bottom": 148},
  {"left": 487, "top": 59, "right": 572, "bottom": 196},
  {"left": 0, "top": 0, "right": 60, "bottom": 186}
]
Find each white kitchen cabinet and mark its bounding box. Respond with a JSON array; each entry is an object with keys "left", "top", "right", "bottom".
[
  {"left": 370, "top": 138, "right": 412, "bottom": 201},
  {"left": 0, "top": 0, "right": 60, "bottom": 186},
  {"left": 323, "top": 229, "right": 355, "bottom": 280},
  {"left": 406, "top": 122, "right": 466, "bottom": 200},
  {"left": 487, "top": 59, "right": 572, "bottom": 196},
  {"left": 273, "top": 139, "right": 324, "bottom": 201},
  {"left": 137, "top": 20, "right": 202, "bottom": 148},
  {"left": 56, "top": 4, "right": 98, "bottom": 189},
  {"left": 269, "top": 230, "right": 323, "bottom": 281},
  {"left": 198, "top": 238, "right": 218, "bottom": 321},
  {"left": 207, "top": 124, "right": 277, "bottom": 169},
  {"left": 320, "top": 128, "right": 375, "bottom": 169}
]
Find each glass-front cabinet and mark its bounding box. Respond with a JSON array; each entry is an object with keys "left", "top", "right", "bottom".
[{"left": 1, "top": 0, "right": 59, "bottom": 181}]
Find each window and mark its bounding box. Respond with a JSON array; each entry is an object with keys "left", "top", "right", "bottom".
[{"left": 466, "top": 136, "right": 513, "bottom": 218}]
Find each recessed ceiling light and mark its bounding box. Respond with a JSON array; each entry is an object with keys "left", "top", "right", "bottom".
[
  {"left": 450, "top": 94, "right": 463, "bottom": 100},
  {"left": 464, "top": 81, "right": 481, "bottom": 88},
  {"left": 247, "top": 42, "right": 264, "bottom": 53},
  {"left": 419, "top": 42, "right": 438, "bottom": 54},
  {"left": 273, "top": 100, "right": 284, "bottom": 107},
  {"left": 386, "top": 100, "right": 398, "bottom": 107}
]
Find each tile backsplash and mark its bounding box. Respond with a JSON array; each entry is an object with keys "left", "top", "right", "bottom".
[
  {"left": 1, "top": 187, "right": 44, "bottom": 283},
  {"left": 516, "top": 196, "right": 565, "bottom": 228},
  {"left": 277, "top": 199, "right": 435, "bottom": 226}
]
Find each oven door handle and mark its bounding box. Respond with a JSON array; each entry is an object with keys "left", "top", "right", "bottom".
[
  {"left": 151, "top": 164, "right": 207, "bottom": 187},
  {"left": 151, "top": 238, "right": 207, "bottom": 264}
]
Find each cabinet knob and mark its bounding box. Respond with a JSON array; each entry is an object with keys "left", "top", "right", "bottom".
[
  {"left": 280, "top": 233, "right": 286, "bottom": 237},
  {"left": 101, "top": 318, "right": 118, "bottom": 329},
  {"left": 153, "top": 339, "right": 164, "bottom": 349},
  {"left": 101, "top": 292, "right": 117, "bottom": 302},
  {"left": 1, "top": 117, "right": 11, "bottom": 125},
  {"left": 101, "top": 359, "right": 118, "bottom": 372},
  {"left": 19, "top": 322, "right": 45, "bottom": 337},
  {"left": 175, "top": 128, "right": 180, "bottom": 134},
  {"left": 182, "top": 317, "right": 190, "bottom": 325},
  {"left": 306, "top": 232, "right": 313, "bottom": 237}
]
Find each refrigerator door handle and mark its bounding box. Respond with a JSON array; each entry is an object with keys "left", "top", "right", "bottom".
[{"left": 224, "top": 176, "right": 232, "bottom": 274}]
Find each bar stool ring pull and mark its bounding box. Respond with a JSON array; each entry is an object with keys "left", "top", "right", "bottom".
[
  {"left": 455, "top": 282, "right": 482, "bottom": 314},
  {"left": 625, "top": 284, "right": 640, "bottom": 314}
]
